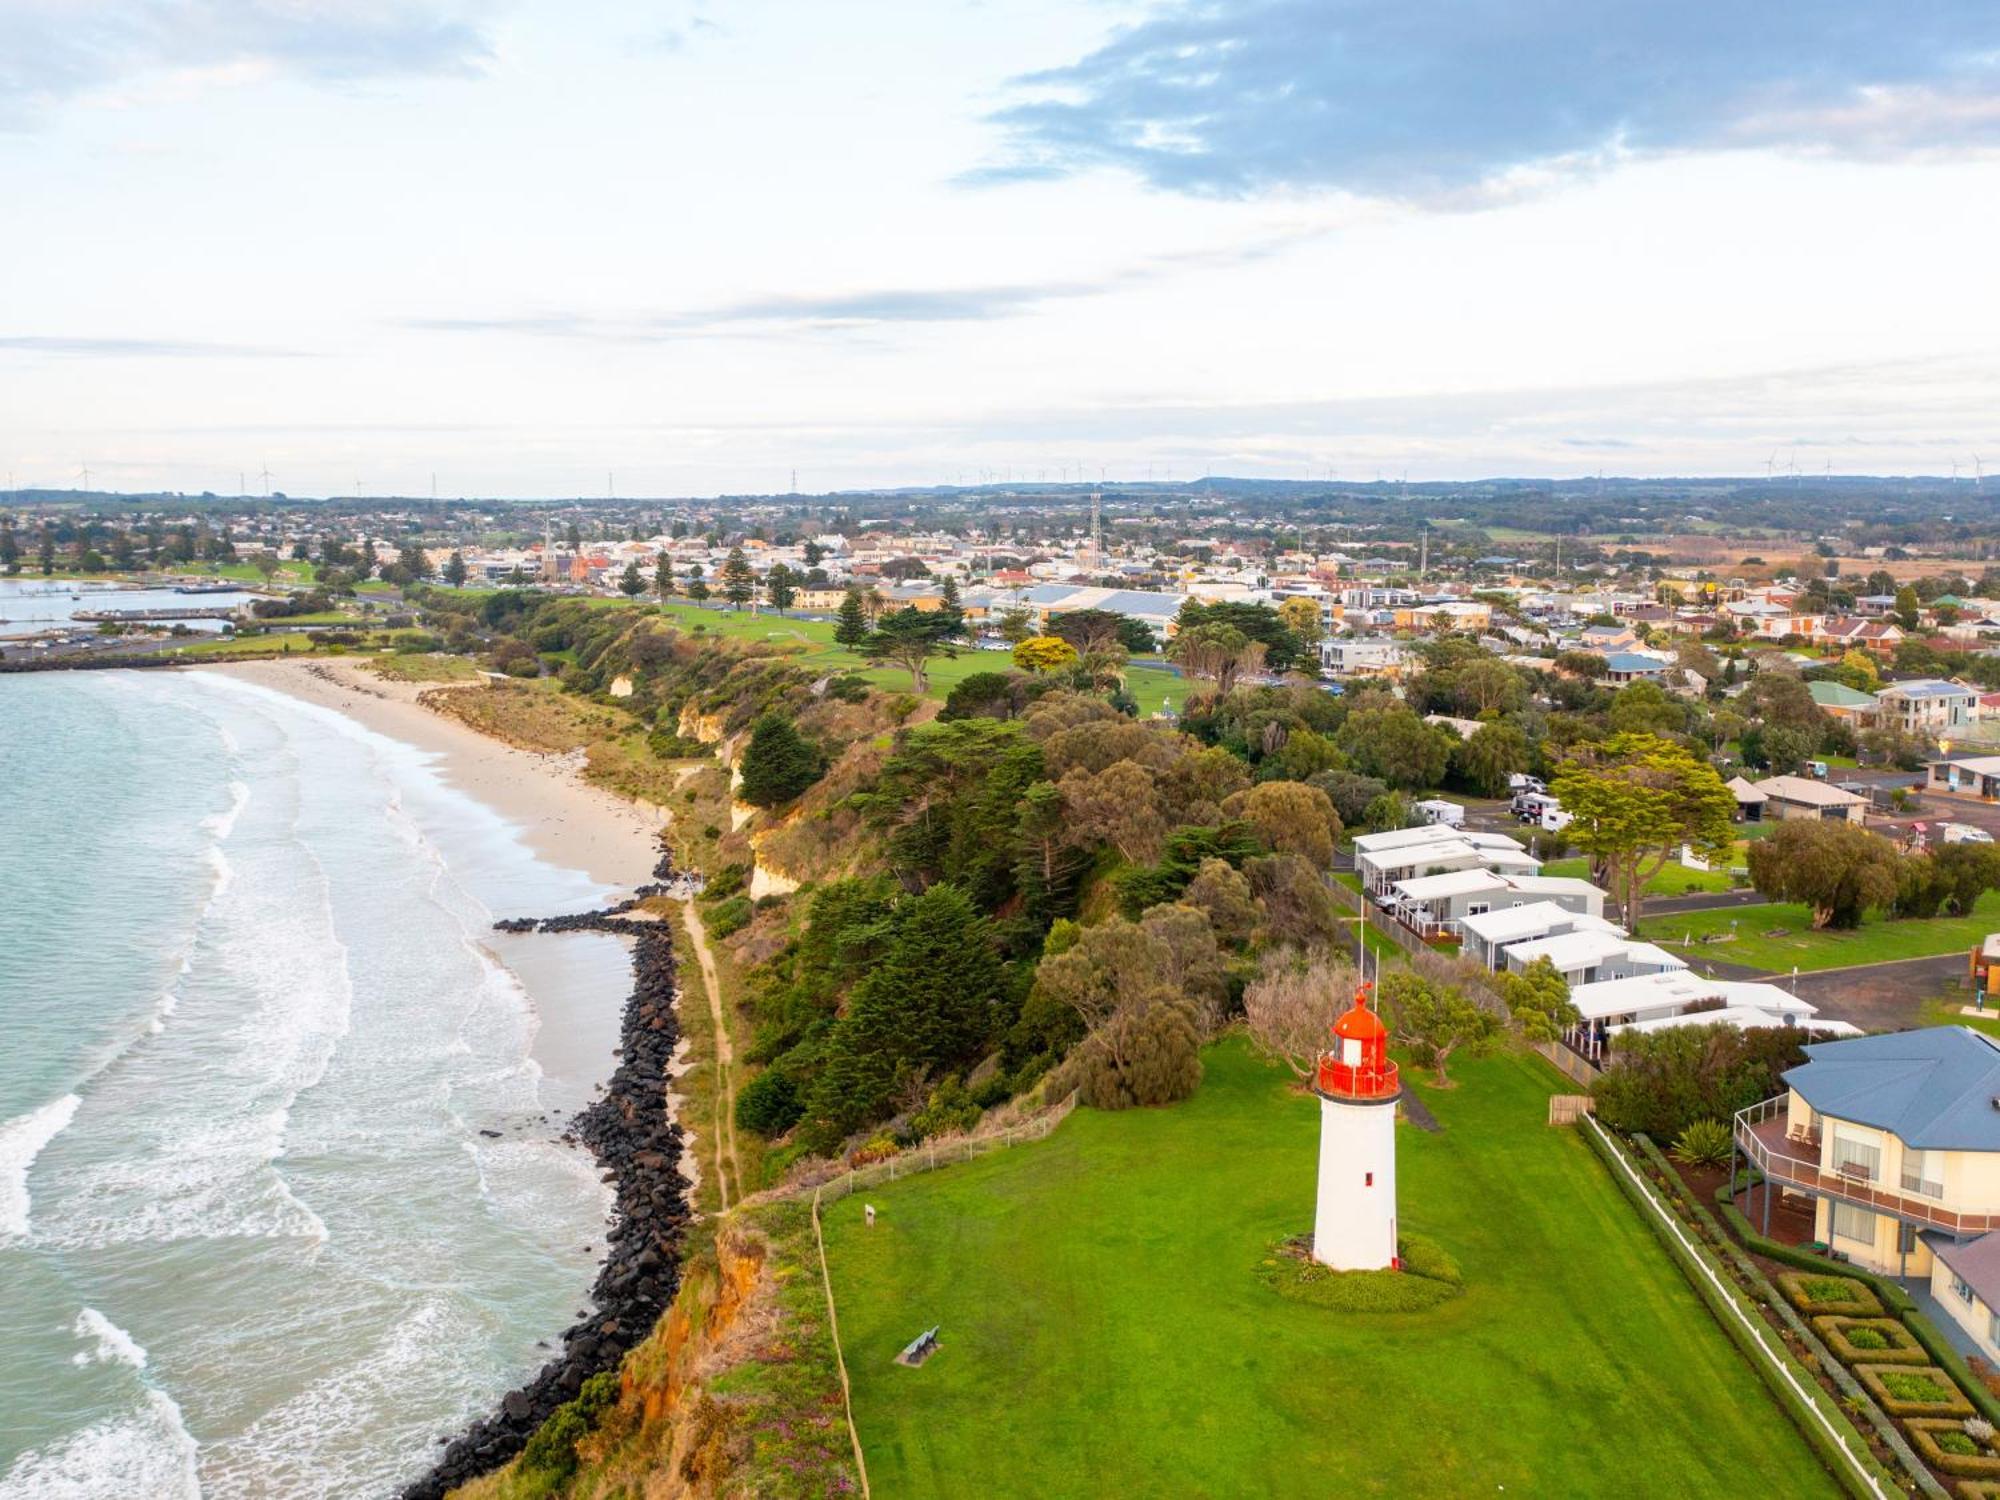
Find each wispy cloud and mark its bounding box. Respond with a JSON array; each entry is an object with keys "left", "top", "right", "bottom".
[
  {"left": 0, "top": 335, "right": 309, "bottom": 357},
  {"left": 405, "top": 228, "right": 1328, "bottom": 342},
  {"left": 0, "top": 0, "right": 492, "bottom": 127},
  {"left": 970, "top": 0, "right": 2000, "bottom": 199}
]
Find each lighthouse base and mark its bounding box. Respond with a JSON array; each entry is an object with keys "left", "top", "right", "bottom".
[{"left": 1311, "top": 1091, "right": 1399, "bottom": 1271}]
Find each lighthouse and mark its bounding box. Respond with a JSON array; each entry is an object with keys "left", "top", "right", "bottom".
[{"left": 1312, "top": 981, "right": 1401, "bottom": 1270}]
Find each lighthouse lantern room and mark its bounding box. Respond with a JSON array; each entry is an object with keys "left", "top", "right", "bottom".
[{"left": 1311, "top": 981, "right": 1401, "bottom": 1271}]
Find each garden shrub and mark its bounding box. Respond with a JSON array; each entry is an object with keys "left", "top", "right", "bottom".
[
  {"left": 706, "top": 894, "right": 754, "bottom": 939},
  {"left": 1258, "top": 1235, "right": 1465, "bottom": 1314},
  {"left": 735, "top": 1069, "right": 803, "bottom": 1136},
  {"left": 1855, "top": 1364, "right": 1976, "bottom": 1418},
  {"left": 1777, "top": 1270, "right": 1883, "bottom": 1318},
  {"left": 1906, "top": 1419, "right": 2000, "bottom": 1478},
  {"left": 1811, "top": 1315, "right": 1927, "bottom": 1366},
  {"left": 515, "top": 1370, "right": 621, "bottom": 1494},
  {"left": 1956, "top": 1481, "right": 2000, "bottom": 1498},
  {"left": 700, "top": 863, "right": 750, "bottom": 901}
]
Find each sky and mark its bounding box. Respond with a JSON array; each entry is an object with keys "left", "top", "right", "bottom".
[{"left": 2, "top": 0, "right": 1998, "bottom": 499}]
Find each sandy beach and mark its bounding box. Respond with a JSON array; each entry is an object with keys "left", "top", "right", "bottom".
[{"left": 216, "top": 657, "right": 664, "bottom": 893}]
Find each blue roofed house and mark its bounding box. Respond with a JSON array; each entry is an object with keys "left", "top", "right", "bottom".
[
  {"left": 1600, "top": 651, "right": 1668, "bottom": 685},
  {"left": 1736, "top": 1027, "right": 2000, "bottom": 1360}
]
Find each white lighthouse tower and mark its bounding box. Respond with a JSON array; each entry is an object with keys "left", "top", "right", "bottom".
[{"left": 1311, "top": 981, "right": 1401, "bottom": 1270}]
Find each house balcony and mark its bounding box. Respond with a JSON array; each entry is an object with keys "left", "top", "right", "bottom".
[{"left": 1734, "top": 1097, "right": 2000, "bottom": 1236}]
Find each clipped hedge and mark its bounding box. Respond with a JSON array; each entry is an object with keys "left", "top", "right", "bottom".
[
  {"left": 1583, "top": 1122, "right": 1902, "bottom": 1500},
  {"left": 1903, "top": 1314, "right": 2000, "bottom": 1433},
  {"left": 1778, "top": 1271, "right": 1885, "bottom": 1319},
  {"left": 1907, "top": 1420, "right": 2000, "bottom": 1479},
  {"left": 1714, "top": 1182, "right": 1917, "bottom": 1313},
  {"left": 1955, "top": 1481, "right": 2000, "bottom": 1498},
  {"left": 1856, "top": 1364, "right": 1977, "bottom": 1419},
  {"left": 1814, "top": 1316, "right": 1929, "bottom": 1366}
]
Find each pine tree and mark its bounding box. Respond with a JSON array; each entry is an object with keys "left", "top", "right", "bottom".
[
  {"left": 845, "top": 883, "right": 1002, "bottom": 1070},
  {"left": 738, "top": 713, "right": 826, "bottom": 807},
  {"left": 765, "top": 563, "right": 797, "bottom": 613},
  {"left": 442, "top": 550, "right": 468, "bottom": 587},
  {"left": 654, "top": 554, "right": 675, "bottom": 599},
  {"left": 618, "top": 559, "right": 645, "bottom": 596},
  {"left": 721, "top": 547, "right": 755, "bottom": 609},
  {"left": 834, "top": 588, "right": 869, "bottom": 648}
]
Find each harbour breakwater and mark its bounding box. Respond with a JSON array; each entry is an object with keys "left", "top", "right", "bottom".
[{"left": 400, "top": 844, "right": 693, "bottom": 1500}]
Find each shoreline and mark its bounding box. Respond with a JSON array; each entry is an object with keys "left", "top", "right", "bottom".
[
  {"left": 199, "top": 658, "right": 697, "bottom": 1497},
  {"left": 213, "top": 658, "right": 662, "bottom": 893}
]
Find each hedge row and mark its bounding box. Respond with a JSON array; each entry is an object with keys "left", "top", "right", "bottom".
[
  {"left": 1778, "top": 1271, "right": 1885, "bottom": 1319},
  {"left": 1815, "top": 1316, "right": 1930, "bottom": 1367},
  {"left": 1633, "top": 1139, "right": 1945, "bottom": 1495},
  {"left": 1584, "top": 1123, "right": 1902, "bottom": 1500},
  {"left": 1906, "top": 1420, "right": 2000, "bottom": 1479},
  {"left": 1856, "top": 1364, "right": 1979, "bottom": 1419},
  {"left": 1717, "top": 1177, "right": 2000, "bottom": 1434}
]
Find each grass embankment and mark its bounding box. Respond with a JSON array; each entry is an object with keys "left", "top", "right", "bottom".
[
  {"left": 426, "top": 678, "right": 700, "bottom": 806},
  {"left": 368, "top": 652, "right": 486, "bottom": 683},
  {"left": 1666, "top": 891, "right": 2000, "bottom": 973},
  {"left": 819, "top": 1038, "right": 1840, "bottom": 1500}
]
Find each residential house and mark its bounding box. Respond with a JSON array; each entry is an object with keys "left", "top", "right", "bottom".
[
  {"left": 1350, "top": 824, "right": 1541, "bottom": 895},
  {"left": 1725, "top": 776, "right": 1769, "bottom": 822},
  {"left": 1807, "top": 680, "right": 1881, "bottom": 723},
  {"left": 1320, "top": 637, "right": 1409, "bottom": 679},
  {"left": 1755, "top": 775, "right": 1869, "bottom": 824},
  {"left": 1733, "top": 1027, "right": 2000, "bottom": 1358},
  {"left": 1389, "top": 873, "right": 1605, "bottom": 947},
  {"left": 1458, "top": 898, "right": 1620, "bottom": 971},
  {"left": 1876, "top": 679, "right": 1977, "bottom": 736},
  {"left": 1501, "top": 928, "right": 1685, "bottom": 987},
  {"left": 1565, "top": 972, "right": 1848, "bottom": 1063},
  {"left": 1601, "top": 651, "right": 1669, "bottom": 685},
  {"left": 1816, "top": 618, "right": 1905, "bottom": 653}
]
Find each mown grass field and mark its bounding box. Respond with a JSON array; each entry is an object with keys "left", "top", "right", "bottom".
[
  {"left": 651, "top": 601, "right": 1187, "bottom": 713},
  {"left": 1665, "top": 890, "right": 2000, "bottom": 972},
  {"left": 1542, "top": 847, "right": 1745, "bottom": 898},
  {"left": 820, "top": 1039, "right": 1839, "bottom": 1500}
]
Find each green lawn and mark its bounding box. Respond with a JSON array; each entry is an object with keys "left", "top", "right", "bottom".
[
  {"left": 1665, "top": 891, "right": 2000, "bottom": 972},
  {"left": 1542, "top": 850, "right": 1742, "bottom": 898},
  {"left": 820, "top": 1040, "right": 1839, "bottom": 1500},
  {"left": 650, "top": 602, "right": 1186, "bottom": 711}
]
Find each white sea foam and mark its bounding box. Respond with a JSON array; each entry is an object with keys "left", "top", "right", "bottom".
[
  {"left": 0, "top": 1389, "right": 201, "bottom": 1500},
  {"left": 72, "top": 1307, "right": 149, "bottom": 1370},
  {"left": 0, "top": 1093, "right": 80, "bottom": 1239},
  {"left": 201, "top": 779, "right": 251, "bottom": 840}
]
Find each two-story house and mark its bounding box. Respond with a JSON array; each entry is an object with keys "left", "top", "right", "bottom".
[
  {"left": 1735, "top": 1028, "right": 2000, "bottom": 1361},
  {"left": 1875, "top": 679, "right": 1976, "bottom": 736}
]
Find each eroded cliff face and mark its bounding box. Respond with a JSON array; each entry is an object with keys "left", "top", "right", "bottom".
[{"left": 453, "top": 1228, "right": 777, "bottom": 1500}]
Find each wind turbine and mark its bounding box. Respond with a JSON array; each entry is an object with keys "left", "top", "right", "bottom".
[
  {"left": 260, "top": 465, "right": 273, "bottom": 497},
  {"left": 1977, "top": 456, "right": 1987, "bottom": 494},
  {"left": 1765, "top": 451, "right": 1778, "bottom": 483},
  {"left": 76, "top": 463, "right": 92, "bottom": 492}
]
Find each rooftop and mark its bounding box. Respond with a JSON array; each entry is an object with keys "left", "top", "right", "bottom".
[{"left": 1785, "top": 1027, "right": 2000, "bottom": 1150}]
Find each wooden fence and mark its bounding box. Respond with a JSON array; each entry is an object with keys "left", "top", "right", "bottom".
[
  {"left": 812, "top": 1092, "right": 1080, "bottom": 1211},
  {"left": 1534, "top": 1040, "right": 1602, "bottom": 1088}
]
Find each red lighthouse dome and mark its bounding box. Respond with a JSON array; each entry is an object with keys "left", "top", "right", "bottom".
[{"left": 1315, "top": 982, "right": 1400, "bottom": 1102}]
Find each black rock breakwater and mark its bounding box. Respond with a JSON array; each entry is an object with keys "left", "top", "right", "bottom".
[{"left": 399, "top": 846, "right": 692, "bottom": 1500}]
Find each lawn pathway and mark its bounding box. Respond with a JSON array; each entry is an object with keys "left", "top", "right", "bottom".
[{"left": 679, "top": 898, "right": 743, "bottom": 1210}]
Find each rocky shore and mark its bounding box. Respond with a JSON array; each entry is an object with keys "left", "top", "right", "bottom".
[{"left": 399, "top": 846, "right": 694, "bottom": 1500}]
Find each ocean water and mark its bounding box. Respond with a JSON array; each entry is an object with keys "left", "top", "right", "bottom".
[{"left": 0, "top": 669, "right": 633, "bottom": 1497}]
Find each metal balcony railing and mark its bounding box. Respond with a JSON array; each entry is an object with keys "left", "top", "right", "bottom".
[{"left": 1733, "top": 1096, "right": 2000, "bottom": 1237}]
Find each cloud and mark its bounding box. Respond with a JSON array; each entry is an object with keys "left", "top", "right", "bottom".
[
  {"left": 405, "top": 229, "right": 1327, "bottom": 341},
  {"left": 0, "top": 335, "right": 308, "bottom": 357},
  {"left": 0, "top": 0, "right": 492, "bottom": 126},
  {"left": 972, "top": 0, "right": 2000, "bottom": 198}
]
